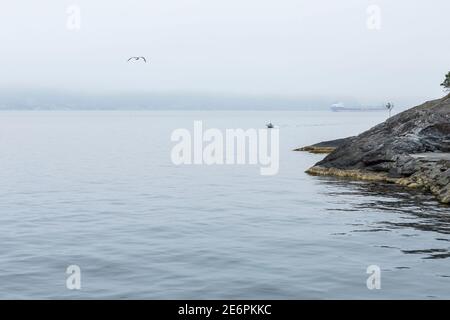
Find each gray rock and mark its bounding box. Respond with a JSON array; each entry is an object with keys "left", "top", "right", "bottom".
[
  {"left": 307, "top": 94, "right": 450, "bottom": 203},
  {"left": 306, "top": 137, "right": 355, "bottom": 149},
  {"left": 293, "top": 137, "right": 355, "bottom": 153},
  {"left": 316, "top": 94, "right": 450, "bottom": 172}
]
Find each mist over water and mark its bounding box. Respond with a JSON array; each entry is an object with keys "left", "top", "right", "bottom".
[
  {"left": 0, "top": 111, "right": 448, "bottom": 299},
  {"left": 1, "top": 1, "right": 449, "bottom": 106}
]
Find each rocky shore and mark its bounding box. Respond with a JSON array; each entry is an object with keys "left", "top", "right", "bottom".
[
  {"left": 298, "top": 94, "right": 450, "bottom": 204},
  {"left": 293, "top": 137, "right": 354, "bottom": 154}
]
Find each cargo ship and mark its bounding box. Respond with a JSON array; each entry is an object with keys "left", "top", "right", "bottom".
[{"left": 330, "top": 102, "right": 387, "bottom": 112}]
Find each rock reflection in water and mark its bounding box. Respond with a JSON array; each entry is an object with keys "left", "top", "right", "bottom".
[{"left": 314, "top": 176, "right": 450, "bottom": 259}]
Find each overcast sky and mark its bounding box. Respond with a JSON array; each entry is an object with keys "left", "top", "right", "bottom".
[{"left": 0, "top": 0, "right": 449, "bottom": 105}]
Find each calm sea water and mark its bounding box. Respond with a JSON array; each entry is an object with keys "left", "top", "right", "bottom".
[{"left": 0, "top": 111, "right": 449, "bottom": 299}]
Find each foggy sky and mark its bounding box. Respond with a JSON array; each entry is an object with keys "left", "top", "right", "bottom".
[{"left": 1, "top": 0, "right": 449, "bottom": 106}]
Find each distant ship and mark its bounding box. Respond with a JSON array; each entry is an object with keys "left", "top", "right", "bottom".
[{"left": 330, "top": 102, "right": 386, "bottom": 112}]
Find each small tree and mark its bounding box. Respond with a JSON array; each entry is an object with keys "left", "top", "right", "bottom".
[
  {"left": 385, "top": 102, "right": 394, "bottom": 117},
  {"left": 441, "top": 71, "right": 450, "bottom": 92}
]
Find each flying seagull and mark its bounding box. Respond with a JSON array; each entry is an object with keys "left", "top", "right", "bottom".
[{"left": 127, "top": 56, "right": 147, "bottom": 63}]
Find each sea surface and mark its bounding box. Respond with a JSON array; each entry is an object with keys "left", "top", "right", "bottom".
[{"left": 0, "top": 110, "right": 449, "bottom": 299}]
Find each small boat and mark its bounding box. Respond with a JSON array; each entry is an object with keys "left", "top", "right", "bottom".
[{"left": 266, "top": 122, "right": 274, "bottom": 129}]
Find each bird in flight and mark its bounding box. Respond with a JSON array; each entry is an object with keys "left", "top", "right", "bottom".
[{"left": 127, "top": 56, "right": 147, "bottom": 63}]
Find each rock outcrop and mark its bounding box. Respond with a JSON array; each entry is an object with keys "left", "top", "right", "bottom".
[
  {"left": 293, "top": 137, "right": 354, "bottom": 154},
  {"left": 304, "top": 94, "right": 450, "bottom": 204}
]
